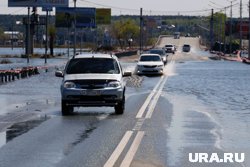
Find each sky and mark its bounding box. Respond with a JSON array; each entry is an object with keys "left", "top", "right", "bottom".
[{"left": 0, "top": 0, "right": 249, "bottom": 17}]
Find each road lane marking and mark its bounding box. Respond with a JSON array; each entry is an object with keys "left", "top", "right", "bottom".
[
  {"left": 120, "top": 131, "right": 145, "bottom": 167},
  {"left": 103, "top": 131, "right": 133, "bottom": 167},
  {"left": 132, "top": 118, "right": 145, "bottom": 131},
  {"left": 105, "top": 62, "right": 172, "bottom": 166},
  {"left": 136, "top": 76, "right": 164, "bottom": 118},
  {"left": 145, "top": 77, "right": 168, "bottom": 119}
]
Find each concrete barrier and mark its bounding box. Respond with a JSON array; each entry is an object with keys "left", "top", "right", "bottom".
[
  {"left": 115, "top": 50, "right": 138, "bottom": 58},
  {"left": 0, "top": 67, "right": 40, "bottom": 84}
]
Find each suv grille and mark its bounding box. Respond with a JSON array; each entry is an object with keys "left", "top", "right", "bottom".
[
  {"left": 143, "top": 65, "right": 157, "bottom": 68},
  {"left": 72, "top": 79, "right": 116, "bottom": 89}
]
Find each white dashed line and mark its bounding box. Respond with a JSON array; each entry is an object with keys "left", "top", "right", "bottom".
[{"left": 136, "top": 76, "right": 164, "bottom": 118}]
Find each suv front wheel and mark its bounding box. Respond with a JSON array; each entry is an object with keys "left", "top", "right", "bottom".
[
  {"left": 61, "top": 100, "right": 74, "bottom": 116},
  {"left": 114, "top": 95, "right": 125, "bottom": 115}
]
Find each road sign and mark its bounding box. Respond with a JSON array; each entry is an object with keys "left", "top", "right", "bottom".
[
  {"left": 96, "top": 8, "right": 111, "bottom": 25},
  {"left": 56, "top": 7, "right": 96, "bottom": 28},
  {"left": 8, "top": 0, "right": 68, "bottom": 7}
]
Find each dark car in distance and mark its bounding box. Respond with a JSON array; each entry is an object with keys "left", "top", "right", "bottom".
[{"left": 182, "top": 44, "right": 191, "bottom": 52}]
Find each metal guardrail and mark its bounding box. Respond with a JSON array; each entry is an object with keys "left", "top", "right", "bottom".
[{"left": 154, "top": 35, "right": 172, "bottom": 47}]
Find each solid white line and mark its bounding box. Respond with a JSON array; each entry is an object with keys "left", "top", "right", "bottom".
[
  {"left": 120, "top": 131, "right": 145, "bottom": 167},
  {"left": 145, "top": 77, "right": 168, "bottom": 119},
  {"left": 103, "top": 131, "right": 133, "bottom": 167},
  {"left": 136, "top": 76, "right": 164, "bottom": 118}
]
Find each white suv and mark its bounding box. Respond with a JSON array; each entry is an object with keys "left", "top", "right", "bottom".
[{"left": 55, "top": 54, "right": 131, "bottom": 115}]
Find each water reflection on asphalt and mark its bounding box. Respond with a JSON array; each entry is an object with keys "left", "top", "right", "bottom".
[{"left": 0, "top": 115, "right": 49, "bottom": 148}]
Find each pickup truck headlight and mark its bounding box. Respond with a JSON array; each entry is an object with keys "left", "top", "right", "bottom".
[
  {"left": 63, "top": 81, "right": 76, "bottom": 88},
  {"left": 107, "top": 81, "right": 121, "bottom": 88}
]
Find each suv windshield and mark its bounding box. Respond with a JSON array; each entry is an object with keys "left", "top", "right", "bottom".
[
  {"left": 66, "top": 58, "right": 120, "bottom": 74},
  {"left": 140, "top": 56, "right": 161, "bottom": 62}
]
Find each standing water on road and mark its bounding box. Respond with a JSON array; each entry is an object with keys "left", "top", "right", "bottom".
[{"left": 164, "top": 60, "right": 250, "bottom": 166}]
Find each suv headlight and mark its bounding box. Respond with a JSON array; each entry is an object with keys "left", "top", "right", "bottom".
[
  {"left": 107, "top": 81, "right": 121, "bottom": 88},
  {"left": 157, "top": 65, "right": 163, "bottom": 67},
  {"left": 137, "top": 65, "right": 143, "bottom": 69},
  {"left": 63, "top": 81, "right": 76, "bottom": 88}
]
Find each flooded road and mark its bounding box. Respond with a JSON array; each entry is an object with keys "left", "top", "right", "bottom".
[
  {"left": 163, "top": 60, "right": 250, "bottom": 167},
  {"left": 0, "top": 37, "right": 249, "bottom": 167}
]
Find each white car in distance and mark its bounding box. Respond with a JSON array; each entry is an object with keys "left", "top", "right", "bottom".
[
  {"left": 136, "top": 54, "right": 164, "bottom": 75},
  {"left": 164, "top": 44, "right": 175, "bottom": 54}
]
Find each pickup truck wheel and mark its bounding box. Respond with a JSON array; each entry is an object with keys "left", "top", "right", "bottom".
[
  {"left": 61, "top": 100, "right": 73, "bottom": 116},
  {"left": 115, "top": 96, "right": 125, "bottom": 115}
]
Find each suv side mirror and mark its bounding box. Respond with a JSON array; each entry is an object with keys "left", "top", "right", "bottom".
[
  {"left": 123, "top": 71, "right": 132, "bottom": 77},
  {"left": 55, "top": 70, "right": 64, "bottom": 77}
]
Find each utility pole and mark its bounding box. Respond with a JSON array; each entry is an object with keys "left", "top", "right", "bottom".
[
  {"left": 248, "top": 0, "right": 250, "bottom": 58},
  {"left": 27, "top": 7, "right": 30, "bottom": 63},
  {"left": 240, "top": 0, "right": 242, "bottom": 51},
  {"left": 224, "top": 7, "right": 227, "bottom": 53},
  {"left": 220, "top": 13, "right": 223, "bottom": 53},
  {"left": 45, "top": 9, "right": 48, "bottom": 64},
  {"left": 210, "top": 9, "right": 214, "bottom": 51},
  {"left": 73, "top": 0, "right": 77, "bottom": 57},
  {"left": 230, "top": 1, "right": 233, "bottom": 54},
  {"left": 11, "top": 15, "right": 14, "bottom": 50},
  {"left": 140, "top": 8, "right": 143, "bottom": 55}
]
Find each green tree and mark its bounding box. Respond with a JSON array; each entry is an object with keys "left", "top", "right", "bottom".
[
  {"left": 213, "top": 12, "right": 227, "bottom": 42},
  {"left": 0, "top": 27, "right": 7, "bottom": 44},
  {"left": 111, "top": 19, "right": 139, "bottom": 49}
]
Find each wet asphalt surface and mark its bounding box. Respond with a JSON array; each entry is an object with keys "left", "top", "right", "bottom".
[{"left": 0, "top": 37, "right": 250, "bottom": 167}]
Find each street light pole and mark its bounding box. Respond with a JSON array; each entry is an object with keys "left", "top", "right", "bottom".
[
  {"left": 27, "top": 7, "right": 30, "bottom": 63},
  {"left": 73, "top": 0, "right": 77, "bottom": 57},
  {"left": 139, "top": 8, "right": 143, "bottom": 55}
]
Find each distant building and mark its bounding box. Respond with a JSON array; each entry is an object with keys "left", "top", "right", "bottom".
[{"left": 2, "top": 31, "right": 23, "bottom": 46}]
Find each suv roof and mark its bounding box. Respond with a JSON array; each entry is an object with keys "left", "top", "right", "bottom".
[
  {"left": 66, "top": 54, "right": 120, "bottom": 75},
  {"left": 73, "top": 53, "right": 117, "bottom": 59}
]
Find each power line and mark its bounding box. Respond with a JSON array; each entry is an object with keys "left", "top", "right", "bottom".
[{"left": 78, "top": 0, "right": 213, "bottom": 15}]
